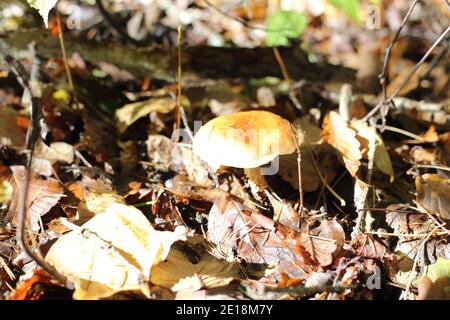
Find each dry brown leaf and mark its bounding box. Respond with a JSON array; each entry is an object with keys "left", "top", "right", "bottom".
[
  {"left": 278, "top": 149, "right": 337, "bottom": 192},
  {"left": 79, "top": 111, "right": 118, "bottom": 164},
  {"left": 416, "top": 174, "right": 450, "bottom": 220},
  {"left": 299, "top": 219, "right": 345, "bottom": 267},
  {"left": 118, "top": 140, "right": 138, "bottom": 174},
  {"left": 322, "top": 111, "right": 362, "bottom": 177},
  {"left": 350, "top": 233, "right": 390, "bottom": 260},
  {"left": 6, "top": 166, "right": 64, "bottom": 232},
  {"left": 8, "top": 269, "right": 63, "bottom": 300},
  {"left": 45, "top": 203, "right": 187, "bottom": 300},
  {"left": 387, "top": 62, "right": 428, "bottom": 97},
  {"left": 0, "top": 106, "right": 27, "bottom": 146},
  {"left": 265, "top": 191, "right": 300, "bottom": 231},
  {"left": 206, "top": 191, "right": 314, "bottom": 273}
]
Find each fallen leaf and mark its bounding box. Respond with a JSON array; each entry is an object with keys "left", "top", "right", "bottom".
[
  {"left": 6, "top": 166, "right": 64, "bottom": 232},
  {"left": 350, "top": 120, "right": 394, "bottom": 180},
  {"left": 416, "top": 174, "right": 450, "bottom": 220},
  {"left": 292, "top": 117, "right": 322, "bottom": 145},
  {"left": 418, "top": 258, "right": 450, "bottom": 300},
  {"left": 79, "top": 111, "right": 118, "bottom": 164},
  {"left": 115, "top": 97, "right": 176, "bottom": 133},
  {"left": 45, "top": 203, "right": 187, "bottom": 300},
  {"left": 322, "top": 111, "right": 362, "bottom": 177},
  {"left": 350, "top": 233, "right": 390, "bottom": 260},
  {"left": 0, "top": 106, "right": 27, "bottom": 147},
  {"left": 386, "top": 61, "right": 428, "bottom": 97},
  {"left": 299, "top": 219, "right": 345, "bottom": 267},
  {"left": 9, "top": 269, "right": 64, "bottom": 300},
  {"left": 0, "top": 179, "right": 13, "bottom": 203},
  {"left": 34, "top": 141, "right": 75, "bottom": 164},
  {"left": 206, "top": 191, "right": 314, "bottom": 273},
  {"left": 265, "top": 190, "right": 300, "bottom": 231},
  {"left": 278, "top": 148, "right": 337, "bottom": 192},
  {"left": 150, "top": 238, "right": 240, "bottom": 292}
]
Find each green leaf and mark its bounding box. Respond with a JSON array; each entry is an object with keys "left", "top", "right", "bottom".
[
  {"left": 329, "top": 0, "right": 361, "bottom": 23},
  {"left": 26, "top": 0, "right": 58, "bottom": 27},
  {"left": 266, "top": 10, "right": 307, "bottom": 47}
]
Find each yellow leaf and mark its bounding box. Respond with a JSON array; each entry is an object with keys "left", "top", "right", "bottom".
[
  {"left": 45, "top": 203, "right": 187, "bottom": 299},
  {"left": 0, "top": 180, "right": 13, "bottom": 203},
  {"left": 115, "top": 97, "right": 175, "bottom": 133},
  {"left": 322, "top": 111, "right": 362, "bottom": 177},
  {"left": 150, "top": 239, "right": 240, "bottom": 292},
  {"left": 351, "top": 120, "right": 394, "bottom": 180}
]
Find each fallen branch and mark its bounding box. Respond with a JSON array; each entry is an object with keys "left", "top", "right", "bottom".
[{"left": 0, "top": 29, "right": 355, "bottom": 83}]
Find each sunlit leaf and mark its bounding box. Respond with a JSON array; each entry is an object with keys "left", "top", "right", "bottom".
[
  {"left": 45, "top": 203, "right": 187, "bottom": 299},
  {"left": 322, "top": 111, "right": 362, "bottom": 177},
  {"left": 266, "top": 10, "right": 307, "bottom": 46}
]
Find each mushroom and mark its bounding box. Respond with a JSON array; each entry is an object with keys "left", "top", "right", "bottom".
[{"left": 192, "top": 110, "right": 298, "bottom": 189}]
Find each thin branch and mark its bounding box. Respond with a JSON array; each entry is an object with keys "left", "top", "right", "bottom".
[
  {"left": 56, "top": 10, "right": 74, "bottom": 92},
  {"left": 364, "top": 25, "right": 450, "bottom": 122},
  {"left": 379, "top": 0, "right": 420, "bottom": 102},
  {"left": 0, "top": 47, "right": 68, "bottom": 286},
  {"left": 272, "top": 47, "right": 303, "bottom": 111}
]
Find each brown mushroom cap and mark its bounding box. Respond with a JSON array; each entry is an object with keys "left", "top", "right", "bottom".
[{"left": 192, "top": 110, "right": 296, "bottom": 170}]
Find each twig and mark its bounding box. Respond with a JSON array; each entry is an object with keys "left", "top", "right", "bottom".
[
  {"left": 403, "top": 226, "right": 438, "bottom": 299},
  {"left": 0, "top": 47, "right": 68, "bottom": 286},
  {"left": 56, "top": 10, "right": 74, "bottom": 92},
  {"left": 272, "top": 47, "right": 303, "bottom": 112},
  {"left": 290, "top": 125, "right": 303, "bottom": 215},
  {"left": 365, "top": 25, "right": 450, "bottom": 122},
  {"left": 175, "top": 25, "right": 182, "bottom": 139},
  {"left": 389, "top": 26, "right": 450, "bottom": 100},
  {"left": 375, "top": 0, "right": 420, "bottom": 125},
  {"left": 376, "top": 124, "right": 425, "bottom": 141}
]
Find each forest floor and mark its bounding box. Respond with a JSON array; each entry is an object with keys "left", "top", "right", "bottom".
[{"left": 0, "top": 0, "right": 449, "bottom": 300}]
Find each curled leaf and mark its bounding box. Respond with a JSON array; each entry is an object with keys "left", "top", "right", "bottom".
[
  {"left": 322, "top": 111, "right": 362, "bottom": 177},
  {"left": 45, "top": 203, "right": 187, "bottom": 299}
]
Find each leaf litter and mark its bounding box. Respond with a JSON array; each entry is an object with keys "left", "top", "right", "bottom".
[{"left": 0, "top": 0, "right": 449, "bottom": 301}]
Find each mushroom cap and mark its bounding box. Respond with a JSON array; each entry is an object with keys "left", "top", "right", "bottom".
[{"left": 192, "top": 110, "right": 296, "bottom": 170}]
